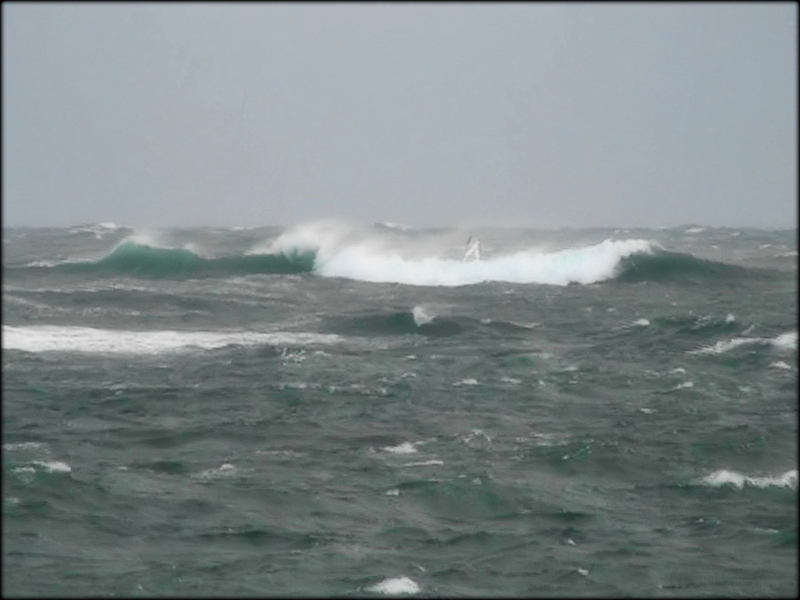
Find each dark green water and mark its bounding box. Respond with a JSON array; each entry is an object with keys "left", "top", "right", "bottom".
[{"left": 3, "top": 222, "right": 797, "bottom": 597}]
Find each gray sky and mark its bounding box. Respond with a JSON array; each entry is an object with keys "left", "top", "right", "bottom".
[{"left": 3, "top": 3, "right": 797, "bottom": 228}]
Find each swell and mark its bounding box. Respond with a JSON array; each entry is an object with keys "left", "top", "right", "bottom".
[{"left": 613, "top": 251, "right": 763, "bottom": 283}]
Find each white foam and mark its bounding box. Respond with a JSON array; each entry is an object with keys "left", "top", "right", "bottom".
[
  {"left": 675, "top": 381, "right": 694, "bottom": 390},
  {"left": 3, "top": 325, "right": 342, "bottom": 354},
  {"left": 769, "top": 361, "right": 792, "bottom": 370},
  {"left": 32, "top": 460, "right": 71, "bottom": 473},
  {"left": 3, "top": 442, "right": 46, "bottom": 451},
  {"left": 690, "top": 331, "right": 797, "bottom": 355},
  {"left": 411, "top": 305, "right": 435, "bottom": 326},
  {"left": 195, "top": 463, "right": 237, "bottom": 479},
  {"left": 366, "top": 577, "right": 420, "bottom": 595},
  {"left": 699, "top": 469, "right": 797, "bottom": 490},
  {"left": 633, "top": 318, "right": 650, "bottom": 327},
  {"left": 685, "top": 227, "right": 706, "bottom": 234},
  {"left": 690, "top": 337, "right": 757, "bottom": 355},
  {"left": 401, "top": 460, "right": 444, "bottom": 467},
  {"left": 772, "top": 331, "right": 797, "bottom": 349},
  {"left": 317, "top": 238, "right": 654, "bottom": 287},
  {"left": 453, "top": 378, "right": 479, "bottom": 386},
  {"left": 725, "top": 313, "right": 735, "bottom": 323},
  {"left": 382, "top": 442, "right": 420, "bottom": 454}
]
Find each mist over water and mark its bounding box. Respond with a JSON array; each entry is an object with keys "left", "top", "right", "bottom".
[{"left": 3, "top": 221, "right": 797, "bottom": 597}]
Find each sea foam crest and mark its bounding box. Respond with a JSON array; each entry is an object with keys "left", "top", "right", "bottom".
[
  {"left": 699, "top": 469, "right": 797, "bottom": 490},
  {"left": 2, "top": 325, "right": 341, "bottom": 354},
  {"left": 319, "top": 238, "right": 654, "bottom": 287},
  {"left": 247, "top": 221, "right": 656, "bottom": 286}
]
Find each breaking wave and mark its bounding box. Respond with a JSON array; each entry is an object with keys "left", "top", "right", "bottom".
[{"left": 8, "top": 222, "right": 768, "bottom": 286}]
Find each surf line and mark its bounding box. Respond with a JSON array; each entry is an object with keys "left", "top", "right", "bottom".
[{"left": 464, "top": 236, "right": 481, "bottom": 261}]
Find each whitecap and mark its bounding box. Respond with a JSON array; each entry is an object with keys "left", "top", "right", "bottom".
[
  {"left": 195, "top": 463, "right": 237, "bottom": 479},
  {"left": 366, "top": 577, "right": 420, "bottom": 595},
  {"left": 401, "top": 460, "right": 444, "bottom": 467},
  {"left": 3, "top": 442, "right": 46, "bottom": 451},
  {"left": 2, "top": 325, "right": 342, "bottom": 354},
  {"left": 692, "top": 331, "right": 796, "bottom": 355},
  {"left": 32, "top": 460, "right": 71, "bottom": 473},
  {"left": 699, "top": 469, "right": 797, "bottom": 490},
  {"left": 318, "top": 238, "right": 655, "bottom": 287},
  {"left": 769, "top": 361, "right": 792, "bottom": 370},
  {"left": 411, "top": 305, "right": 435, "bottom": 326},
  {"left": 689, "top": 337, "right": 757, "bottom": 355},
  {"left": 633, "top": 318, "right": 650, "bottom": 327},
  {"left": 772, "top": 331, "right": 797, "bottom": 350},
  {"left": 382, "top": 442, "right": 420, "bottom": 454}
]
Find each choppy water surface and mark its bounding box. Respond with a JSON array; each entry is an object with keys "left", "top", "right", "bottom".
[{"left": 3, "top": 222, "right": 797, "bottom": 596}]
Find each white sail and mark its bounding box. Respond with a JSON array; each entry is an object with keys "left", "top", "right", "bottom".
[{"left": 464, "top": 236, "right": 481, "bottom": 261}]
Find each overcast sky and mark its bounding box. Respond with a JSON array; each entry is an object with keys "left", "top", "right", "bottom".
[{"left": 3, "top": 3, "right": 797, "bottom": 228}]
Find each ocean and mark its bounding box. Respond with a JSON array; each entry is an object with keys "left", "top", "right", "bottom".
[{"left": 2, "top": 221, "right": 797, "bottom": 597}]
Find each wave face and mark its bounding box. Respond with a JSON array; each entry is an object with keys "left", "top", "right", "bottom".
[{"left": 614, "top": 251, "right": 753, "bottom": 283}]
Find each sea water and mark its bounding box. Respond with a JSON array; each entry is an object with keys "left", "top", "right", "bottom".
[{"left": 2, "top": 221, "right": 797, "bottom": 596}]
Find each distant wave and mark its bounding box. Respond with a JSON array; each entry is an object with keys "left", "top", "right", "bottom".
[{"left": 17, "top": 238, "right": 315, "bottom": 278}]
